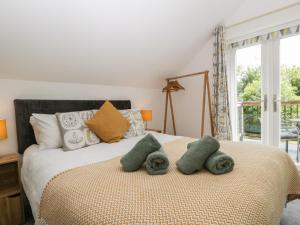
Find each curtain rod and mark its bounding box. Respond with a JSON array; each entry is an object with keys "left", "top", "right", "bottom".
[
  {"left": 166, "top": 70, "right": 209, "bottom": 81},
  {"left": 227, "top": 18, "right": 300, "bottom": 44},
  {"left": 226, "top": 2, "right": 300, "bottom": 29}
]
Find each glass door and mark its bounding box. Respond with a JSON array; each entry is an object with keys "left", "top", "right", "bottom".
[
  {"left": 231, "top": 32, "right": 300, "bottom": 168},
  {"left": 235, "top": 45, "right": 263, "bottom": 143},
  {"left": 279, "top": 35, "right": 300, "bottom": 165}
]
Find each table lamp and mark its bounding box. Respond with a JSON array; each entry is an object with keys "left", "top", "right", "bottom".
[
  {"left": 141, "top": 110, "right": 152, "bottom": 130},
  {"left": 0, "top": 119, "right": 7, "bottom": 140}
]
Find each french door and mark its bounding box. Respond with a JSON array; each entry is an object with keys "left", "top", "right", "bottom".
[{"left": 231, "top": 34, "right": 300, "bottom": 163}]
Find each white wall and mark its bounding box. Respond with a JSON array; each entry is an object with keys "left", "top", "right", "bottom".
[{"left": 0, "top": 79, "right": 163, "bottom": 156}]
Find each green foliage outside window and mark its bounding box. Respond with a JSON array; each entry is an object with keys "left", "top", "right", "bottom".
[{"left": 237, "top": 65, "right": 300, "bottom": 134}]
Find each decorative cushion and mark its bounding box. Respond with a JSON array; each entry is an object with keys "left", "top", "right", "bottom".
[
  {"left": 30, "top": 114, "right": 63, "bottom": 150},
  {"left": 56, "top": 110, "right": 100, "bottom": 151},
  {"left": 86, "top": 101, "right": 130, "bottom": 143},
  {"left": 119, "top": 109, "right": 145, "bottom": 138}
]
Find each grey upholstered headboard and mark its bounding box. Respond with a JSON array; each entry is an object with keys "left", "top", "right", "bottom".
[{"left": 14, "top": 99, "right": 131, "bottom": 154}]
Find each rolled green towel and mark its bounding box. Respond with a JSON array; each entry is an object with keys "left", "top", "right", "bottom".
[
  {"left": 187, "top": 141, "right": 197, "bottom": 149},
  {"left": 205, "top": 151, "right": 234, "bottom": 175},
  {"left": 176, "top": 136, "right": 220, "bottom": 175},
  {"left": 120, "top": 133, "right": 161, "bottom": 172},
  {"left": 145, "top": 148, "right": 169, "bottom": 175}
]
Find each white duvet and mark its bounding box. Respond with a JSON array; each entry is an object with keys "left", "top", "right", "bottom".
[{"left": 21, "top": 132, "right": 180, "bottom": 219}]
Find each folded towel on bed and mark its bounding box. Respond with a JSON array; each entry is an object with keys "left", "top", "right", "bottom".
[
  {"left": 120, "top": 133, "right": 161, "bottom": 172},
  {"left": 205, "top": 151, "right": 234, "bottom": 175},
  {"left": 176, "top": 136, "right": 220, "bottom": 175},
  {"left": 145, "top": 147, "right": 169, "bottom": 175}
]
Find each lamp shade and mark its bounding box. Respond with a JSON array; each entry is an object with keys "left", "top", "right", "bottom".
[
  {"left": 0, "top": 119, "right": 7, "bottom": 140},
  {"left": 162, "top": 80, "right": 185, "bottom": 92},
  {"left": 141, "top": 110, "right": 152, "bottom": 122}
]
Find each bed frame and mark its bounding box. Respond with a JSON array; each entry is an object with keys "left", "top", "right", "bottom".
[{"left": 14, "top": 99, "right": 131, "bottom": 154}]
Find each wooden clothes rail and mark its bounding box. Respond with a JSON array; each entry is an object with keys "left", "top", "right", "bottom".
[{"left": 163, "top": 70, "right": 214, "bottom": 137}]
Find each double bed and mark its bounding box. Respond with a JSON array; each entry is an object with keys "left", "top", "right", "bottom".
[{"left": 15, "top": 99, "right": 300, "bottom": 225}]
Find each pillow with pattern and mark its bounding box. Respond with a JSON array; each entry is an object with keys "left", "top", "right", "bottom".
[
  {"left": 119, "top": 109, "right": 145, "bottom": 138},
  {"left": 56, "top": 110, "right": 100, "bottom": 151}
]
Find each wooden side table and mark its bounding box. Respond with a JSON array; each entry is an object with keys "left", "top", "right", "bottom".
[
  {"left": 146, "top": 128, "right": 162, "bottom": 133},
  {"left": 0, "top": 154, "right": 25, "bottom": 225}
]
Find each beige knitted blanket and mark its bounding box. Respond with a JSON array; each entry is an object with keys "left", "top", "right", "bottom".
[{"left": 37, "top": 137, "right": 300, "bottom": 225}]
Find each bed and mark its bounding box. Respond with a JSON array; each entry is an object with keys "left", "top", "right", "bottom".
[{"left": 15, "top": 99, "right": 300, "bottom": 225}]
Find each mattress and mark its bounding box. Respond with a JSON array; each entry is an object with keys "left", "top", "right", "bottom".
[
  {"left": 36, "top": 137, "right": 300, "bottom": 225},
  {"left": 21, "top": 131, "right": 180, "bottom": 219}
]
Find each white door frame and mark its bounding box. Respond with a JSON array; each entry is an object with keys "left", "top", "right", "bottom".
[
  {"left": 261, "top": 38, "right": 280, "bottom": 146},
  {"left": 229, "top": 39, "right": 281, "bottom": 146},
  {"left": 272, "top": 38, "right": 281, "bottom": 147}
]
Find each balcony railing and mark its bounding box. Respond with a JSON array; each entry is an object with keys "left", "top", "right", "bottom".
[{"left": 237, "top": 100, "right": 300, "bottom": 136}]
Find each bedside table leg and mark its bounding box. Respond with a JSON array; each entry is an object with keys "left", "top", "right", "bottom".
[{"left": 0, "top": 194, "right": 24, "bottom": 225}]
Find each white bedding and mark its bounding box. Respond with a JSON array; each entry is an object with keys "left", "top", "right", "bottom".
[{"left": 21, "top": 131, "right": 180, "bottom": 219}]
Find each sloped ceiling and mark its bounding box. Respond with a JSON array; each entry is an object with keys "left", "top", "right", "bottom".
[
  {"left": 0, "top": 0, "right": 244, "bottom": 88},
  {"left": 225, "top": 0, "right": 300, "bottom": 25}
]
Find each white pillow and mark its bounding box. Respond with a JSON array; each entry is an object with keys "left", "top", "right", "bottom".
[
  {"left": 30, "top": 114, "right": 63, "bottom": 150},
  {"left": 56, "top": 111, "right": 100, "bottom": 151},
  {"left": 119, "top": 109, "right": 145, "bottom": 138}
]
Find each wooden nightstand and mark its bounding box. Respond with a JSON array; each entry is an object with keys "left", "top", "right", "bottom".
[
  {"left": 146, "top": 128, "right": 162, "bottom": 133},
  {"left": 0, "top": 154, "right": 25, "bottom": 225}
]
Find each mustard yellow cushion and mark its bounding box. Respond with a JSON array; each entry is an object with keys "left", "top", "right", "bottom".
[{"left": 86, "top": 101, "right": 130, "bottom": 143}]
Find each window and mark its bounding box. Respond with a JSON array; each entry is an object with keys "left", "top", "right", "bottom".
[{"left": 230, "top": 32, "right": 300, "bottom": 166}]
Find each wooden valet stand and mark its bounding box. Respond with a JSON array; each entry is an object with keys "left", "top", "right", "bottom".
[{"left": 162, "top": 70, "right": 214, "bottom": 137}]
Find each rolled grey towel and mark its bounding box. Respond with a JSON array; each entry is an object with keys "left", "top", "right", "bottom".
[
  {"left": 145, "top": 148, "right": 169, "bottom": 175},
  {"left": 205, "top": 151, "right": 234, "bottom": 175},
  {"left": 176, "top": 136, "right": 220, "bottom": 175},
  {"left": 120, "top": 133, "right": 161, "bottom": 172}
]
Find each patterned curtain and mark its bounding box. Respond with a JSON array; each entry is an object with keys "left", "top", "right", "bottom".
[
  {"left": 213, "top": 25, "right": 232, "bottom": 140},
  {"left": 229, "top": 24, "right": 300, "bottom": 49}
]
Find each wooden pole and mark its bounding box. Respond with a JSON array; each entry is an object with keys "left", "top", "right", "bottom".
[
  {"left": 163, "top": 87, "right": 169, "bottom": 133},
  {"left": 166, "top": 70, "right": 209, "bottom": 81},
  {"left": 205, "top": 72, "right": 215, "bottom": 136},
  {"left": 163, "top": 91, "right": 169, "bottom": 134},
  {"left": 201, "top": 74, "right": 207, "bottom": 137},
  {"left": 168, "top": 91, "right": 177, "bottom": 135}
]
